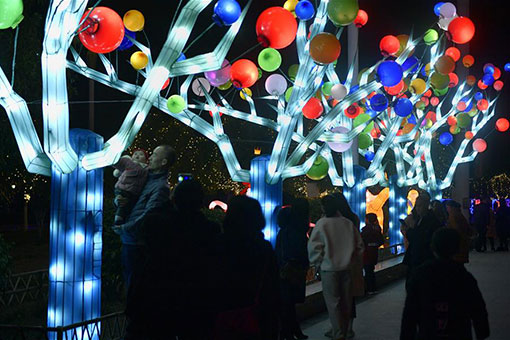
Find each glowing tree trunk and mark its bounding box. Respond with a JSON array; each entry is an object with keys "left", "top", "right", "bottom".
[
  {"left": 249, "top": 155, "right": 282, "bottom": 247},
  {"left": 47, "top": 129, "right": 103, "bottom": 338},
  {"left": 343, "top": 165, "right": 367, "bottom": 229},
  {"left": 388, "top": 175, "right": 407, "bottom": 253}
]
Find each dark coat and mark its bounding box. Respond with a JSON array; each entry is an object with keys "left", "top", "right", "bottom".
[
  {"left": 361, "top": 224, "right": 384, "bottom": 265},
  {"left": 275, "top": 225, "right": 309, "bottom": 303},
  {"left": 403, "top": 211, "right": 441, "bottom": 269},
  {"left": 400, "top": 259, "right": 489, "bottom": 340}
]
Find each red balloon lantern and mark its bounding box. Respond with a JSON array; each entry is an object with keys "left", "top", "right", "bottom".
[
  {"left": 379, "top": 35, "right": 400, "bottom": 56},
  {"left": 462, "top": 55, "right": 475, "bottom": 68},
  {"left": 161, "top": 78, "right": 170, "bottom": 91},
  {"left": 384, "top": 79, "right": 404, "bottom": 96},
  {"left": 256, "top": 7, "right": 297, "bottom": 49},
  {"left": 445, "top": 47, "right": 460, "bottom": 62},
  {"left": 456, "top": 101, "right": 466, "bottom": 111},
  {"left": 344, "top": 103, "right": 360, "bottom": 119},
  {"left": 496, "top": 118, "right": 510, "bottom": 132},
  {"left": 447, "top": 116, "right": 457, "bottom": 126},
  {"left": 448, "top": 72, "right": 459, "bottom": 88},
  {"left": 78, "top": 7, "right": 125, "bottom": 54},
  {"left": 493, "top": 67, "right": 501, "bottom": 80},
  {"left": 465, "top": 131, "right": 474, "bottom": 140},
  {"left": 303, "top": 97, "right": 323, "bottom": 119},
  {"left": 430, "top": 97, "right": 439, "bottom": 106},
  {"left": 230, "top": 59, "right": 258, "bottom": 88},
  {"left": 466, "top": 75, "right": 476, "bottom": 86},
  {"left": 473, "top": 138, "right": 487, "bottom": 153},
  {"left": 447, "top": 17, "right": 475, "bottom": 44},
  {"left": 477, "top": 80, "right": 488, "bottom": 90},
  {"left": 493, "top": 80, "right": 504, "bottom": 91},
  {"left": 477, "top": 99, "right": 489, "bottom": 111},
  {"left": 354, "top": 9, "right": 368, "bottom": 28}
]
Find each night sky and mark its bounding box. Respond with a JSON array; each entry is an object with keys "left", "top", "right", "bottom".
[{"left": 4, "top": 0, "right": 510, "bottom": 178}]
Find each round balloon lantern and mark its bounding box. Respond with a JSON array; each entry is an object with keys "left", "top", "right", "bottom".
[
  {"left": 396, "top": 34, "right": 412, "bottom": 57},
  {"left": 466, "top": 75, "right": 476, "bottom": 86},
  {"left": 358, "top": 133, "right": 373, "bottom": 149},
  {"left": 123, "top": 10, "right": 144, "bottom": 32},
  {"left": 445, "top": 47, "right": 460, "bottom": 62},
  {"left": 456, "top": 113, "right": 471, "bottom": 128},
  {"left": 377, "top": 61, "right": 403, "bottom": 87},
  {"left": 370, "top": 94, "right": 388, "bottom": 112},
  {"left": 218, "top": 81, "right": 232, "bottom": 90},
  {"left": 354, "top": 9, "right": 368, "bottom": 28},
  {"left": 0, "top": 0, "right": 23, "bottom": 29},
  {"left": 192, "top": 78, "right": 211, "bottom": 96},
  {"left": 213, "top": 0, "right": 242, "bottom": 26},
  {"left": 439, "top": 132, "right": 453, "bottom": 146},
  {"left": 410, "top": 78, "right": 427, "bottom": 95},
  {"left": 402, "top": 56, "right": 419, "bottom": 72},
  {"left": 344, "top": 104, "right": 360, "bottom": 119},
  {"left": 167, "top": 95, "right": 186, "bottom": 113},
  {"left": 430, "top": 72, "right": 450, "bottom": 90},
  {"left": 353, "top": 113, "right": 374, "bottom": 133},
  {"left": 288, "top": 64, "right": 299, "bottom": 80},
  {"left": 462, "top": 55, "right": 475, "bottom": 68},
  {"left": 205, "top": 59, "right": 231, "bottom": 87},
  {"left": 473, "top": 138, "right": 487, "bottom": 153},
  {"left": 365, "top": 151, "right": 375, "bottom": 162},
  {"left": 423, "top": 29, "right": 439, "bottom": 45},
  {"left": 130, "top": 51, "right": 148, "bottom": 70},
  {"left": 256, "top": 7, "right": 297, "bottom": 49},
  {"left": 482, "top": 74, "right": 494, "bottom": 86},
  {"left": 328, "top": 126, "right": 352, "bottom": 152},
  {"left": 447, "top": 116, "right": 457, "bottom": 126},
  {"left": 465, "top": 131, "right": 473, "bottom": 139},
  {"left": 379, "top": 35, "right": 400, "bottom": 56},
  {"left": 117, "top": 29, "right": 136, "bottom": 51},
  {"left": 434, "top": 2, "right": 445, "bottom": 16},
  {"left": 477, "top": 99, "right": 489, "bottom": 111},
  {"left": 79, "top": 7, "right": 125, "bottom": 54},
  {"left": 240, "top": 88, "right": 252, "bottom": 100},
  {"left": 230, "top": 59, "right": 258, "bottom": 88},
  {"left": 322, "top": 82, "right": 333, "bottom": 96},
  {"left": 448, "top": 17, "right": 475, "bottom": 44},
  {"left": 478, "top": 80, "right": 488, "bottom": 90},
  {"left": 394, "top": 98, "right": 413, "bottom": 117},
  {"left": 493, "top": 67, "right": 502, "bottom": 80},
  {"left": 306, "top": 155, "right": 329, "bottom": 180},
  {"left": 450, "top": 125, "right": 460, "bottom": 135},
  {"left": 310, "top": 32, "right": 341, "bottom": 65},
  {"left": 285, "top": 87, "right": 293, "bottom": 102},
  {"left": 327, "top": 0, "right": 359, "bottom": 27},
  {"left": 258, "top": 48, "right": 282, "bottom": 72},
  {"left": 440, "top": 2, "right": 457, "bottom": 18},
  {"left": 265, "top": 74, "right": 287, "bottom": 95},
  {"left": 434, "top": 55, "right": 455, "bottom": 75},
  {"left": 331, "top": 84, "right": 348, "bottom": 100},
  {"left": 496, "top": 118, "right": 510, "bottom": 132},
  {"left": 295, "top": 0, "right": 315, "bottom": 20},
  {"left": 493, "top": 80, "right": 504, "bottom": 91},
  {"left": 448, "top": 73, "right": 459, "bottom": 88},
  {"left": 303, "top": 97, "right": 323, "bottom": 119}
]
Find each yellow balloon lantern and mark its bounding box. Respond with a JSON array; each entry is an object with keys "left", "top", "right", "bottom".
[
  {"left": 424, "top": 63, "right": 432, "bottom": 76},
  {"left": 240, "top": 88, "right": 253, "bottom": 100},
  {"left": 123, "top": 10, "right": 145, "bottom": 32},
  {"left": 410, "top": 78, "right": 427, "bottom": 94},
  {"left": 283, "top": 0, "right": 299, "bottom": 12},
  {"left": 130, "top": 51, "right": 148, "bottom": 70}
]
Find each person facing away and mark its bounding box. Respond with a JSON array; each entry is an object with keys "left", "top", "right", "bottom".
[
  {"left": 361, "top": 213, "right": 384, "bottom": 294},
  {"left": 400, "top": 228, "right": 490, "bottom": 340},
  {"left": 473, "top": 197, "right": 491, "bottom": 252},
  {"left": 213, "top": 195, "right": 280, "bottom": 340},
  {"left": 445, "top": 200, "right": 474, "bottom": 264},
  {"left": 403, "top": 194, "right": 441, "bottom": 288},
  {"left": 431, "top": 200, "right": 448, "bottom": 228},
  {"left": 112, "top": 148, "right": 149, "bottom": 225},
  {"left": 275, "top": 199, "right": 310, "bottom": 340},
  {"left": 495, "top": 198, "right": 510, "bottom": 251},
  {"left": 308, "top": 195, "right": 364, "bottom": 340},
  {"left": 112, "top": 145, "right": 176, "bottom": 291}
]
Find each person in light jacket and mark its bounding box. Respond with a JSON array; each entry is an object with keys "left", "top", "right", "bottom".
[{"left": 308, "top": 195, "right": 364, "bottom": 340}]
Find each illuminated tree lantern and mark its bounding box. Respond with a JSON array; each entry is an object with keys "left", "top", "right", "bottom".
[
  {"left": 310, "top": 32, "right": 341, "bottom": 64},
  {"left": 123, "top": 9, "right": 145, "bottom": 31},
  {"left": 230, "top": 59, "right": 258, "bottom": 88}
]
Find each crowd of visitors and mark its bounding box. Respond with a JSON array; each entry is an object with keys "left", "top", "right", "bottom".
[{"left": 110, "top": 145, "right": 499, "bottom": 339}]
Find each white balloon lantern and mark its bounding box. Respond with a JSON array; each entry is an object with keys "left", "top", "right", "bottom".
[
  {"left": 192, "top": 77, "right": 211, "bottom": 96},
  {"left": 265, "top": 74, "right": 287, "bottom": 96},
  {"left": 327, "top": 126, "right": 353, "bottom": 152},
  {"left": 331, "top": 84, "right": 348, "bottom": 100}
]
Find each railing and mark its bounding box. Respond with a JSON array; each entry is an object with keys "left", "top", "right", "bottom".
[
  {"left": 378, "top": 243, "right": 405, "bottom": 262},
  {"left": 0, "top": 312, "right": 126, "bottom": 340},
  {"left": 0, "top": 270, "right": 48, "bottom": 307}
]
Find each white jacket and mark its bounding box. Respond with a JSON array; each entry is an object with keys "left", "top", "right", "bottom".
[{"left": 308, "top": 216, "right": 364, "bottom": 271}]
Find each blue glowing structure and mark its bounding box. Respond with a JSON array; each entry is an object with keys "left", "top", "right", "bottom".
[
  {"left": 249, "top": 155, "right": 282, "bottom": 247},
  {"left": 343, "top": 165, "right": 367, "bottom": 229},
  {"left": 388, "top": 175, "right": 406, "bottom": 253},
  {"left": 47, "top": 129, "right": 103, "bottom": 339}
]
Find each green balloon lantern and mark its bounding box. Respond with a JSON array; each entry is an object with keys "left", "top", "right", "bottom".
[
  {"left": 327, "top": 0, "right": 359, "bottom": 27},
  {"left": 288, "top": 64, "right": 299, "bottom": 81},
  {"left": 218, "top": 80, "right": 232, "bottom": 90},
  {"left": 306, "top": 155, "right": 329, "bottom": 180},
  {"left": 423, "top": 29, "right": 439, "bottom": 45},
  {"left": 353, "top": 113, "right": 374, "bottom": 133},
  {"left": 258, "top": 48, "right": 282, "bottom": 72},
  {"left": 0, "top": 0, "right": 24, "bottom": 29},
  {"left": 285, "top": 87, "right": 294, "bottom": 102},
  {"left": 433, "top": 87, "right": 449, "bottom": 97},
  {"left": 430, "top": 72, "right": 450, "bottom": 90},
  {"left": 167, "top": 95, "right": 186, "bottom": 113},
  {"left": 358, "top": 133, "right": 373, "bottom": 149},
  {"left": 322, "top": 82, "right": 334, "bottom": 96},
  {"left": 456, "top": 113, "right": 471, "bottom": 129}
]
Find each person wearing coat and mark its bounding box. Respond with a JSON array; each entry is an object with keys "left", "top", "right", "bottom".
[
  {"left": 361, "top": 213, "right": 385, "bottom": 294},
  {"left": 495, "top": 199, "right": 510, "bottom": 251},
  {"left": 445, "top": 200, "right": 474, "bottom": 264}
]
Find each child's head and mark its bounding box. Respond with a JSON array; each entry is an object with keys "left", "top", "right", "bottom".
[
  {"left": 366, "top": 213, "right": 379, "bottom": 226},
  {"left": 132, "top": 149, "right": 148, "bottom": 164}
]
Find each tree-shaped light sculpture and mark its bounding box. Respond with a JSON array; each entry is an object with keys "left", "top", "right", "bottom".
[{"left": 0, "top": 0, "right": 506, "bottom": 335}]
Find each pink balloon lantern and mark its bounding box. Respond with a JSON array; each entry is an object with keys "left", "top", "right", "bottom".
[
  {"left": 265, "top": 74, "right": 287, "bottom": 95},
  {"left": 473, "top": 138, "right": 487, "bottom": 153},
  {"left": 327, "top": 126, "right": 353, "bottom": 152},
  {"left": 204, "top": 59, "right": 231, "bottom": 87},
  {"left": 191, "top": 77, "right": 211, "bottom": 96}
]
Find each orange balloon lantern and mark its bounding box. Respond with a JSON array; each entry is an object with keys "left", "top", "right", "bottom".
[
  {"left": 303, "top": 97, "right": 324, "bottom": 119},
  {"left": 78, "top": 7, "right": 125, "bottom": 54},
  {"left": 447, "top": 17, "right": 475, "bottom": 44},
  {"left": 465, "top": 131, "right": 474, "bottom": 140},
  {"left": 462, "top": 55, "right": 475, "bottom": 68},
  {"left": 395, "top": 34, "right": 412, "bottom": 57},
  {"left": 256, "top": 7, "right": 297, "bottom": 49},
  {"left": 466, "top": 75, "right": 476, "bottom": 86},
  {"left": 230, "top": 59, "right": 259, "bottom": 88},
  {"left": 477, "top": 99, "right": 489, "bottom": 111},
  {"left": 445, "top": 47, "right": 461, "bottom": 62},
  {"left": 456, "top": 101, "right": 467, "bottom": 111},
  {"left": 448, "top": 73, "right": 459, "bottom": 88},
  {"left": 379, "top": 35, "right": 400, "bottom": 56},
  {"left": 309, "top": 32, "right": 341, "bottom": 65},
  {"left": 478, "top": 80, "right": 488, "bottom": 90},
  {"left": 493, "top": 80, "right": 504, "bottom": 91},
  {"left": 447, "top": 116, "right": 457, "bottom": 126},
  {"left": 496, "top": 118, "right": 510, "bottom": 132},
  {"left": 354, "top": 9, "right": 368, "bottom": 28}
]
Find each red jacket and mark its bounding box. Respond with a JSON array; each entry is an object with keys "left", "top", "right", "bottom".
[{"left": 114, "top": 157, "right": 148, "bottom": 195}]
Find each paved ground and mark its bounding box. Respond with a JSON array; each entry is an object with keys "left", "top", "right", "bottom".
[{"left": 302, "top": 250, "right": 510, "bottom": 340}]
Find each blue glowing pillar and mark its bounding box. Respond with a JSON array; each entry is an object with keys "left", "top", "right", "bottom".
[
  {"left": 343, "top": 165, "right": 366, "bottom": 229},
  {"left": 249, "top": 155, "right": 282, "bottom": 247},
  {"left": 388, "top": 175, "right": 407, "bottom": 253},
  {"left": 48, "top": 129, "right": 103, "bottom": 339}
]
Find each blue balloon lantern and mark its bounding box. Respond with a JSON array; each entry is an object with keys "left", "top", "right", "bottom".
[
  {"left": 474, "top": 92, "right": 483, "bottom": 101},
  {"left": 434, "top": 2, "right": 445, "bottom": 16},
  {"left": 439, "top": 132, "right": 453, "bottom": 146},
  {"left": 177, "top": 53, "right": 186, "bottom": 62},
  {"left": 484, "top": 65, "right": 495, "bottom": 75},
  {"left": 461, "top": 96, "right": 473, "bottom": 112},
  {"left": 402, "top": 56, "right": 419, "bottom": 72},
  {"left": 407, "top": 114, "right": 417, "bottom": 125},
  {"left": 370, "top": 93, "right": 389, "bottom": 112},
  {"left": 377, "top": 61, "right": 403, "bottom": 87},
  {"left": 349, "top": 84, "right": 359, "bottom": 94},
  {"left": 505, "top": 63, "right": 510, "bottom": 72},
  {"left": 394, "top": 98, "right": 413, "bottom": 117},
  {"left": 295, "top": 0, "right": 315, "bottom": 20},
  {"left": 213, "top": 0, "right": 242, "bottom": 26},
  {"left": 117, "top": 29, "right": 136, "bottom": 51},
  {"left": 482, "top": 73, "right": 495, "bottom": 86},
  {"left": 365, "top": 151, "right": 375, "bottom": 162},
  {"left": 366, "top": 108, "right": 377, "bottom": 118}
]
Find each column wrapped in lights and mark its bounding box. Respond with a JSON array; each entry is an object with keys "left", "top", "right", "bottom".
[
  {"left": 388, "top": 175, "right": 406, "bottom": 253},
  {"left": 249, "top": 155, "right": 282, "bottom": 247},
  {"left": 343, "top": 165, "right": 367, "bottom": 229},
  {"left": 47, "top": 129, "right": 103, "bottom": 339}
]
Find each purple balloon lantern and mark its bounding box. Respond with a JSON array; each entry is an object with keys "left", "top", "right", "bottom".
[
  {"left": 265, "top": 74, "right": 287, "bottom": 95},
  {"left": 204, "top": 59, "right": 231, "bottom": 87},
  {"left": 327, "top": 126, "right": 353, "bottom": 152}
]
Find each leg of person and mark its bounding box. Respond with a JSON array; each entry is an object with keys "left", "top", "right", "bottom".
[
  {"left": 290, "top": 302, "right": 308, "bottom": 340},
  {"left": 321, "top": 271, "right": 345, "bottom": 339},
  {"left": 280, "top": 295, "right": 294, "bottom": 339},
  {"left": 338, "top": 270, "right": 352, "bottom": 339},
  {"left": 489, "top": 237, "right": 495, "bottom": 251},
  {"left": 363, "top": 264, "right": 376, "bottom": 293},
  {"left": 123, "top": 244, "right": 148, "bottom": 339}
]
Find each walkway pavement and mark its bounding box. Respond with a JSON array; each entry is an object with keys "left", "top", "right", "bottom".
[{"left": 302, "top": 250, "right": 510, "bottom": 340}]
